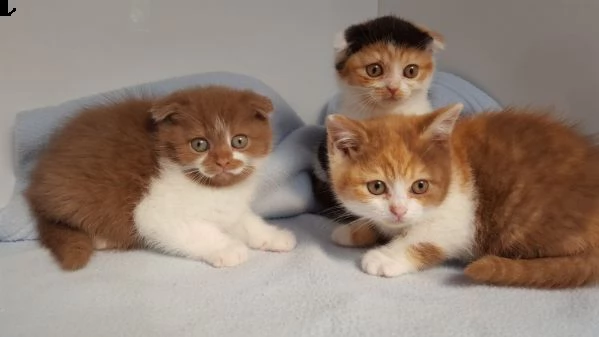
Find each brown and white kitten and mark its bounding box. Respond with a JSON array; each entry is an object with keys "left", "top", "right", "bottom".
[
  {"left": 26, "top": 86, "right": 296, "bottom": 271},
  {"left": 327, "top": 104, "right": 599, "bottom": 288},
  {"left": 313, "top": 15, "right": 444, "bottom": 221}
]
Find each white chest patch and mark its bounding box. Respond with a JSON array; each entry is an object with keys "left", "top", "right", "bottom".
[
  {"left": 133, "top": 161, "right": 257, "bottom": 236},
  {"left": 421, "top": 179, "right": 478, "bottom": 259}
]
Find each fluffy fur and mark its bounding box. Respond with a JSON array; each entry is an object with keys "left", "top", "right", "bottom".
[
  {"left": 26, "top": 86, "right": 296, "bottom": 271},
  {"left": 327, "top": 104, "right": 599, "bottom": 289}
]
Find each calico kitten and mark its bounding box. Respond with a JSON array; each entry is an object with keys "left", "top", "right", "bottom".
[
  {"left": 326, "top": 104, "right": 599, "bottom": 288},
  {"left": 333, "top": 15, "right": 444, "bottom": 119},
  {"left": 26, "top": 86, "right": 296, "bottom": 271},
  {"left": 313, "top": 15, "right": 444, "bottom": 226}
]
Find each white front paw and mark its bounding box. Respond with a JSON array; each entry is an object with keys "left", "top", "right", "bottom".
[
  {"left": 250, "top": 229, "right": 296, "bottom": 252},
  {"left": 206, "top": 243, "right": 249, "bottom": 268},
  {"left": 361, "top": 249, "right": 414, "bottom": 277}
]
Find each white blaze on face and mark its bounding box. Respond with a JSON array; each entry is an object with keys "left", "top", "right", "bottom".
[
  {"left": 384, "top": 180, "right": 424, "bottom": 225},
  {"left": 214, "top": 116, "right": 228, "bottom": 137},
  {"left": 386, "top": 64, "right": 403, "bottom": 92},
  {"left": 230, "top": 151, "right": 249, "bottom": 175},
  {"left": 399, "top": 80, "right": 410, "bottom": 97},
  {"left": 193, "top": 154, "right": 211, "bottom": 177}
]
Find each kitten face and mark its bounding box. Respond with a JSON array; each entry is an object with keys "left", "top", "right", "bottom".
[
  {"left": 152, "top": 86, "right": 273, "bottom": 187},
  {"left": 326, "top": 105, "right": 462, "bottom": 229},
  {"left": 338, "top": 43, "right": 434, "bottom": 106},
  {"left": 334, "top": 16, "right": 443, "bottom": 109}
]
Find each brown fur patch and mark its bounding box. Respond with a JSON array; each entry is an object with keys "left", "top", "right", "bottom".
[
  {"left": 453, "top": 110, "right": 599, "bottom": 262},
  {"left": 349, "top": 221, "right": 379, "bottom": 247},
  {"left": 26, "top": 86, "right": 273, "bottom": 270},
  {"left": 407, "top": 242, "right": 445, "bottom": 269},
  {"left": 455, "top": 109, "right": 599, "bottom": 288}
]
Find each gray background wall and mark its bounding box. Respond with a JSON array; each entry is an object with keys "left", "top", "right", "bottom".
[{"left": 379, "top": 0, "right": 599, "bottom": 130}]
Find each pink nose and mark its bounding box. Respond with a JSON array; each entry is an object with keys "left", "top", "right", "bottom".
[
  {"left": 389, "top": 205, "right": 407, "bottom": 219},
  {"left": 386, "top": 87, "right": 398, "bottom": 95},
  {"left": 216, "top": 158, "right": 231, "bottom": 168}
]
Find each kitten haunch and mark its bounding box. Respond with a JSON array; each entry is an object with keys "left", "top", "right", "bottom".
[
  {"left": 26, "top": 86, "right": 296, "bottom": 271},
  {"left": 327, "top": 104, "right": 599, "bottom": 288}
]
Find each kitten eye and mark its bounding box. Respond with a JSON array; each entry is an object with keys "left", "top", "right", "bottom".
[
  {"left": 190, "top": 138, "right": 210, "bottom": 152},
  {"left": 411, "top": 179, "right": 429, "bottom": 194},
  {"left": 365, "top": 63, "right": 384, "bottom": 78},
  {"left": 403, "top": 64, "right": 419, "bottom": 78},
  {"left": 231, "top": 134, "right": 249, "bottom": 149},
  {"left": 367, "top": 180, "right": 387, "bottom": 195}
]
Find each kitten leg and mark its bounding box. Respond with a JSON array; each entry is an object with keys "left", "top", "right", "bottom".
[
  {"left": 229, "top": 212, "right": 296, "bottom": 252},
  {"left": 331, "top": 220, "right": 379, "bottom": 247},
  {"left": 361, "top": 240, "right": 445, "bottom": 277},
  {"left": 138, "top": 222, "right": 249, "bottom": 268},
  {"left": 361, "top": 224, "right": 468, "bottom": 277}
]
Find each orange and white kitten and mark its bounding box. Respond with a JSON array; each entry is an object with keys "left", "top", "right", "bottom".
[
  {"left": 26, "top": 86, "right": 296, "bottom": 271},
  {"left": 327, "top": 104, "right": 599, "bottom": 288},
  {"left": 334, "top": 15, "right": 444, "bottom": 119}
]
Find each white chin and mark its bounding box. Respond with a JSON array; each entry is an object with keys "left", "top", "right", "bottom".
[
  {"left": 382, "top": 98, "right": 403, "bottom": 105},
  {"left": 380, "top": 219, "right": 409, "bottom": 229}
]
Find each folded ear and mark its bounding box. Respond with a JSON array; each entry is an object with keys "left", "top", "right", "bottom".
[
  {"left": 333, "top": 30, "right": 348, "bottom": 54},
  {"left": 415, "top": 23, "right": 445, "bottom": 52},
  {"left": 326, "top": 114, "right": 366, "bottom": 158},
  {"left": 246, "top": 92, "right": 273, "bottom": 120},
  {"left": 150, "top": 96, "right": 189, "bottom": 123},
  {"left": 428, "top": 30, "right": 445, "bottom": 52},
  {"left": 422, "top": 103, "right": 463, "bottom": 140},
  {"left": 333, "top": 30, "right": 350, "bottom": 71}
]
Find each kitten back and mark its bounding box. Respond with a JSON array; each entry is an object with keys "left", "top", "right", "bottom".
[{"left": 457, "top": 109, "right": 599, "bottom": 288}]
